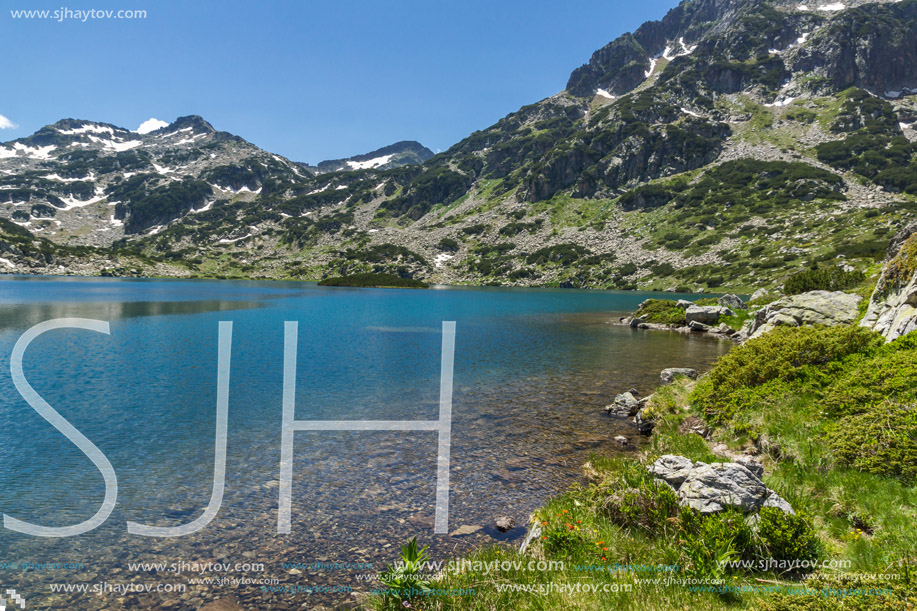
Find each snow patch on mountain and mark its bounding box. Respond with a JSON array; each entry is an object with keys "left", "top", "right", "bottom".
[
  {"left": 679, "top": 37, "right": 697, "bottom": 55},
  {"left": 218, "top": 233, "right": 252, "bottom": 244},
  {"left": 58, "top": 124, "right": 118, "bottom": 136},
  {"left": 44, "top": 173, "right": 94, "bottom": 182},
  {"left": 174, "top": 133, "right": 207, "bottom": 146},
  {"left": 346, "top": 154, "right": 395, "bottom": 170},
  {"left": 663, "top": 37, "right": 697, "bottom": 62},
  {"left": 764, "top": 96, "right": 796, "bottom": 107},
  {"left": 434, "top": 253, "right": 454, "bottom": 268},
  {"left": 645, "top": 58, "right": 658, "bottom": 78},
  {"left": 85, "top": 135, "right": 142, "bottom": 152},
  {"left": 58, "top": 194, "right": 107, "bottom": 210},
  {"left": 8, "top": 143, "right": 56, "bottom": 159}
]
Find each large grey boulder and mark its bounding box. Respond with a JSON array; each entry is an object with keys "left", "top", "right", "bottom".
[
  {"left": 860, "top": 225, "right": 917, "bottom": 342},
  {"left": 762, "top": 491, "right": 795, "bottom": 515},
  {"left": 646, "top": 455, "right": 795, "bottom": 516},
  {"left": 861, "top": 283, "right": 917, "bottom": 342},
  {"left": 745, "top": 290, "right": 861, "bottom": 339},
  {"left": 648, "top": 455, "right": 695, "bottom": 488},
  {"left": 676, "top": 299, "right": 695, "bottom": 309},
  {"left": 677, "top": 462, "right": 768, "bottom": 513},
  {"left": 718, "top": 294, "right": 747, "bottom": 310},
  {"left": 605, "top": 391, "right": 640, "bottom": 416},
  {"left": 685, "top": 305, "right": 735, "bottom": 325},
  {"left": 750, "top": 288, "right": 771, "bottom": 302},
  {"left": 660, "top": 367, "right": 697, "bottom": 383},
  {"left": 732, "top": 456, "right": 764, "bottom": 479}
]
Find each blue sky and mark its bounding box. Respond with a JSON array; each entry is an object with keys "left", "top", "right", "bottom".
[{"left": 1, "top": 0, "right": 679, "bottom": 163}]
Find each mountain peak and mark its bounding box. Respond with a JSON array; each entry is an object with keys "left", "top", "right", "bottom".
[
  {"left": 308, "top": 140, "right": 434, "bottom": 174},
  {"left": 161, "top": 115, "right": 215, "bottom": 135}
]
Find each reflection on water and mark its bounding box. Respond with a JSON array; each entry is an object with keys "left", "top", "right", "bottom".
[
  {"left": 0, "top": 300, "right": 264, "bottom": 332},
  {"left": 0, "top": 277, "right": 731, "bottom": 609}
]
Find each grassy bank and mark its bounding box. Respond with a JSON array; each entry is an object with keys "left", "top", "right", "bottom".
[{"left": 369, "top": 323, "right": 916, "bottom": 610}]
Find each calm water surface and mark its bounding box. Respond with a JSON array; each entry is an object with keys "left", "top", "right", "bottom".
[{"left": 0, "top": 277, "right": 731, "bottom": 609}]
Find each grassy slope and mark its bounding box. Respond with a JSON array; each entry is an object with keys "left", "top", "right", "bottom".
[{"left": 370, "top": 309, "right": 917, "bottom": 610}]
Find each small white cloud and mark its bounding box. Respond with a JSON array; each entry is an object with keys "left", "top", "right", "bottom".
[
  {"left": 0, "top": 114, "right": 18, "bottom": 129},
  {"left": 135, "top": 118, "right": 169, "bottom": 134}
]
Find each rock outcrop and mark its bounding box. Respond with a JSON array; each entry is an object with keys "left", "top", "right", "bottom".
[
  {"left": 685, "top": 305, "right": 735, "bottom": 325},
  {"left": 494, "top": 515, "right": 516, "bottom": 532},
  {"left": 648, "top": 454, "right": 695, "bottom": 487},
  {"left": 860, "top": 225, "right": 917, "bottom": 342},
  {"left": 660, "top": 367, "right": 698, "bottom": 383},
  {"left": 718, "top": 294, "right": 747, "bottom": 310},
  {"left": 605, "top": 391, "right": 641, "bottom": 416},
  {"left": 743, "top": 290, "right": 862, "bottom": 339},
  {"left": 647, "top": 455, "right": 794, "bottom": 515},
  {"left": 677, "top": 462, "right": 768, "bottom": 513}
]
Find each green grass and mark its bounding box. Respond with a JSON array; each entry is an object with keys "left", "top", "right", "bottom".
[
  {"left": 635, "top": 299, "right": 687, "bottom": 325},
  {"left": 370, "top": 323, "right": 917, "bottom": 611}
]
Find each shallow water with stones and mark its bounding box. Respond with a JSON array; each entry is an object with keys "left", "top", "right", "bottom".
[{"left": 0, "top": 277, "right": 731, "bottom": 609}]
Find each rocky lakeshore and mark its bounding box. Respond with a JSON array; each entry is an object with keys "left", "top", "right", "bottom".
[{"left": 379, "top": 227, "right": 917, "bottom": 610}]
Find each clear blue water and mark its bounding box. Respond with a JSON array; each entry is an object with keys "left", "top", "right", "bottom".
[{"left": 0, "top": 277, "right": 730, "bottom": 609}]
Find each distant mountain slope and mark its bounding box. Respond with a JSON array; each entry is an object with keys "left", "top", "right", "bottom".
[
  {"left": 304, "top": 141, "right": 434, "bottom": 174},
  {"left": 2, "top": 0, "right": 916, "bottom": 292}
]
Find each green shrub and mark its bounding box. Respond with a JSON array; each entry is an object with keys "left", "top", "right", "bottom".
[
  {"left": 541, "top": 526, "right": 588, "bottom": 559},
  {"left": 499, "top": 220, "right": 542, "bottom": 236},
  {"left": 0, "top": 217, "right": 33, "bottom": 238},
  {"left": 784, "top": 266, "right": 865, "bottom": 295},
  {"left": 754, "top": 508, "right": 820, "bottom": 565},
  {"left": 692, "top": 326, "right": 882, "bottom": 423},
  {"left": 618, "top": 182, "right": 679, "bottom": 211},
  {"left": 819, "top": 345, "right": 917, "bottom": 418},
  {"left": 599, "top": 463, "right": 681, "bottom": 536},
  {"left": 635, "top": 299, "right": 686, "bottom": 325},
  {"left": 436, "top": 237, "right": 460, "bottom": 252},
  {"left": 461, "top": 223, "right": 487, "bottom": 235},
  {"left": 825, "top": 402, "right": 917, "bottom": 482},
  {"left": 317, "top": 273, "right": 428, "bottom": 288},
  {"left": 525, "top": 243, "right": 591, "bottom": 266},
  {"left": 679, "top": 508, "right": 752, "bottom": 579}
]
